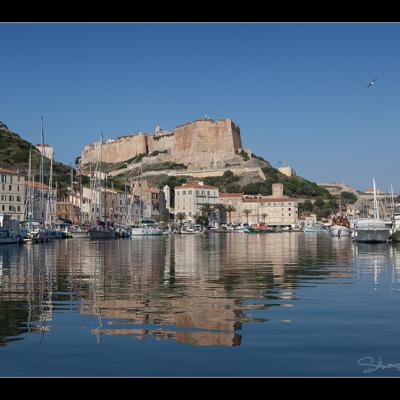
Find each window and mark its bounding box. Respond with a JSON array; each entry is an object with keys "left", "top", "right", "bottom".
[
  {"left": 17, "top": 206, "right": 21, "bottom": 212},
  {"left": 10, "top": 176, "right": 13, "bottom": 184},
  {"left": 9, "top": 185, "right": 12, "bottom": 191},
  {"left": 17, "top": 196, "right": 21, "bottom": 202},
  {"left": 183, "top": 191, "right": 186, "bottom": 195},
  {"left": 9, "top": 195, "right": 14, "bottom": 201},
  {"left": 289, "top": 208, "right": 291, "bottom": 211},
  {"left": 1, "top": 205, "right": 4, "bottom": 211},
  {"left": 1, "top": 184, "right": 4, "bottom": 191},
  {"left": 17, "top": 176, "right": 20, "bottom": 182},
  {"left": 188, "top": 190, "right": 192, "bottom": 195}
]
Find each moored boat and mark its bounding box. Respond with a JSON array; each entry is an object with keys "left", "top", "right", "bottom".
[
  {"left": 329, "top": 215, "right": 352, "bottom": 237},
  {"left": 353, "top": 178, "right": 391, "bottom": 243}
]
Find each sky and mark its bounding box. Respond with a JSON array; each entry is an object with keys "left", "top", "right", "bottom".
[{"left": 0, "top": 22, "right": 399, "bottom": 192}]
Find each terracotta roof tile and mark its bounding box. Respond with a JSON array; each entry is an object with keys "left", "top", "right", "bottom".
[{"left": 175, "top": 182, "right": 218, "bottom": 190}]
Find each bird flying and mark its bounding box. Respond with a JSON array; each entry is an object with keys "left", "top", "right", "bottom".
[{"left": 367, "top": 78, "right": 377, "bottom": 88}]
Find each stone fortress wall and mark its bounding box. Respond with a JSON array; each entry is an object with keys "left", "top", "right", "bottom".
[
  {"left": 82, "top": 133, "right": 148, "bottom": 164},
  {"left": 81, "top": 118, "right": 245, "bottom": 169}
]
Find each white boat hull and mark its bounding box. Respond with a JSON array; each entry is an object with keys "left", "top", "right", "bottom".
[
  {"left": 329, "top": 225, "right": 352, "bottom": 237},
  {"left": 353, "top": 229, "right": 390, "bottom": 243},
  {"left": 71, "top": 231, "right": 89, "bottom": 239},
  {"left": 131, "top": 228, "right": 163, "bottom": 236}
]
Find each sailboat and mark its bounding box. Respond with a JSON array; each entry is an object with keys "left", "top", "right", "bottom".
[
  {"left": 130, "top": 161, "right": 163, "bottom": 237},
  {"left": 88, "top": 132, "right": 115, "bottom": 240},
  {"left": 353, "top": 178, "right": 391, "bottom": 243}
]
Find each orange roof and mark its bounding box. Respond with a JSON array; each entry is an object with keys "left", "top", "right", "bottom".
[
  {"left": 243, "top": 197, "right": 296, "bottom": 203},
  {"left": 175, "top": 182, "right": 218, "bottom": 190},
  {"left": 0, "top": 167, "right": 24, "bottom": 175},
  {"left": 25, "top": 180, "right": 49, "bottom": 190},
  {"left": 219, "top": 192, "right": 243, "bottom": 198},
  {"left": 145, "top": 188, "right": 160, "bottom": 194}
]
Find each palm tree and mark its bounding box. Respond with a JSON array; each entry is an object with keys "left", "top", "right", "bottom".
[
  {"left": 226, "top": 204, "right": 236, "bottom": 225},
  {"left": 199, "top": 203, "right": 214, "bottom": 217},
  {"left": 176, "top": 212, "right": 186, "bottom": 224},
  {"left": 243, "top": 209, "right": 251, "bottom": 225}
]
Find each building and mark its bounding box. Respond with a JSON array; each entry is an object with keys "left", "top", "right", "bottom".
[
  {"left": 218, "top": 193, "right": 244, "bottom": 224},
  {"left": 0, "top": 168, "right": 25, "bottom": 220},
  {"left": 219, "top": 183, "right": 298, "bottom": 227},
  {"left": 277, "top": 160, "right": 296, "bottom": 177},
  {"left": 35, "top": 144, "right": 54, "bottom": 160},
  {"left": 24, "top": 180, "right": 57, "bottom": 223},
  {"left": 131, "top": 180, "right": 168, "bottom": 221},
  {"left": 298, "top": 212, "right": 317, "bottom": 227},
  {"left": 174, "top": 181, "right": 219, "bottom": 221}
]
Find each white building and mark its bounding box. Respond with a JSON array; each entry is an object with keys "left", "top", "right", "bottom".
[
  {"left": 174, "top": 181, "right": 219, "bottom": 221},
  {"left": 0, "top": 168, "right": 25, "bottom": 220},
  {"left": 219, "top": 183, "right": 298, "bottom": 227},
  {"left": 35, "top": 144, "right": 54, "bottom": 160}
]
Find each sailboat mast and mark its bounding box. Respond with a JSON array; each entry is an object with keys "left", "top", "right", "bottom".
[
  {"left": 70, "top": 163, "right": 73, "bottom": 223},
  {"left": 100, "top": 132, "right": 104, "bottom": 222},
  {"left": 139, "top": 160, "right": 143, "bottom": 224},
  {"left": 47, "top": 154, "right": 53, "bottom": 226},
  {"left": 79, "top": 160, "right": 83, "bottom": 225},
  {"left": 40, "top": 116, "right": 45, "bottom": 222},
  {"left": 25, "top": 147, "right": 32, "bottom": 221},
  {"left": 373, "top": 178, "right": 379, "bottom": 219}
]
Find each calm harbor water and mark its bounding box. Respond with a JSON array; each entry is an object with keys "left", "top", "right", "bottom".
[{"left": 1, "top": 232, "right": 400, "bottom": 377}]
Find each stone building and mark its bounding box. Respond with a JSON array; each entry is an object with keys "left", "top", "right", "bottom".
[
  {"left": 174, "top": 181, "right": 219, "bottom": 221},
  {"left": 0, "top": 168, "right": 25, "bottom": 220}
]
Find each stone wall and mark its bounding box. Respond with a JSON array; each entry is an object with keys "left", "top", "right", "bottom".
[
  {"left": 81, "top": 133, "right": 148, "bottom": 164},
  {"left": 147, "top": 133, "right": 175, "bottom": 155},
  {"left": 81, "top": 118, "right": 244, "bottom": 168},
  {"left": 172, "top": 119, "right": 243, "bottom": 169}
]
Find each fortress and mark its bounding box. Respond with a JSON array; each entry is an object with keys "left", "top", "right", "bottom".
[{"left": 81, "top": 118, "right": 248, "bottom": 170}]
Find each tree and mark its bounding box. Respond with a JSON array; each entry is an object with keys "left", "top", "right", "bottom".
[
  {"left": 243, "top": 209, "right": 252, "bottom": 225},
  {"left": 261, "top": 213, "right": 267, "bottom": 223},
  {"left": 340, "top": 191, "right": 357, "bottom": 205},
  {"left": 300, "top": 199, "right": 313, "bottom": 213},
  {"left": 195, "top": 213, "right": 208, "bottom": 226},
  {"left": 176, "top": 212, "right": 186, "bottom": 224},
  {"left": 226, "top": 204, "right": 236, "bottom": 224},
  {"left": 199, "top": 203, "right": 215, "bottom": 219}
]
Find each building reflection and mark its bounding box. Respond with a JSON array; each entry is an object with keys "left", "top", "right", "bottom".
[{"left": 0, "top": 232, "right": 380, "bottom": 348}]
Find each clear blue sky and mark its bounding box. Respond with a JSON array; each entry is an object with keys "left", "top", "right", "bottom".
[{"left": 1, "top": 23, "right": 399, "bottom": 191}]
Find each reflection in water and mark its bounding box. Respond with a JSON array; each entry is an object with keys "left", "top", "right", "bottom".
[{"left": 1, "top": 233, "right": 400, "bottom": 354}]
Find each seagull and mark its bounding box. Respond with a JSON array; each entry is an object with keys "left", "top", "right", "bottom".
[{"left": 367, "top": 78, "right": 377, "bottom": 88}]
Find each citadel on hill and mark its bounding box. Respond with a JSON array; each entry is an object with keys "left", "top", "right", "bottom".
[{"left": 81, "top": 117, "right": 249, "bottom": 170}]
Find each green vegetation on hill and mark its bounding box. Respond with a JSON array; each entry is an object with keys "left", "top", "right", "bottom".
[
  {"left": 203, "top": 170, "right": 241, "bottom": 193},
  {"left": 0, "top": 128, "right": 73, "bottom": 198},
  {"left": 340, "top": 191, "right": 357, "bottom": 204},
  {"left": 299, "top": 197, "right": 340, "bottom": 219}
]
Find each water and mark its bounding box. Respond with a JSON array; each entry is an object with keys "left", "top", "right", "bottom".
[{"left": 1, "top": 232, "right": 400, "bottom": 377}]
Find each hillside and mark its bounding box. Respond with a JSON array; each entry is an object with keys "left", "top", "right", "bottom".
[{"left": 0, "top": 128, "right": 72, "bottom": 197}]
